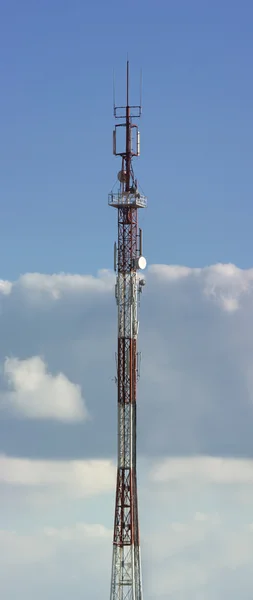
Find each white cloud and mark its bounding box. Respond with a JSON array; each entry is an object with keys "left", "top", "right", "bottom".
[
  {"left": 0, "top": 521, "right": 112, "bottom": 567},
  {"left": 149, "top": 262, "right": 253, "bottom": 311},
  {"left": 0, "top": 454, "right": 115, "bottom": 497},
  {"left": 0, "top": 522, "right": 112, "bottom": 598},
  {"left": 194, "top": 511, "right": 220, "bottom": 523},
  {"left": 0, "top": 529, "right": 53, "bottom": 566},
  {"left": 149, "top": 264, "right": 193, "bottom": 280},
  {"left": 140, "top": 457, "right": 253, "bottom": 599},
  {"left": 44, "top": 522, "right": 112, "bottom": 541},
  {"left": 1, "top": 356, "right": 87, "bottom": 422},
  {"left": 4, "top": 261, "right": 253, "bottom": 313},
  {"left": 150, "top": 456, "right": 253, "bottom": 484},
  {"left": 16, "top": 270, "right": 114, "bottom": 301},
  {"left": 1, "top": 456, "right": 253, "bottom": 599},
  {"left": 201, "top": 263, "right": 253, "bottom": 311},
  {"left": 0, "top": 280, "right": 12, "bottom": 295}
]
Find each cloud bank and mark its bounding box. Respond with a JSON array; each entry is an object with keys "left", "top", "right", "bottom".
[
  {"left": 0, "top": 263, "right": 253, "bottom": 460},
  {"left": 1, "top": 454, "right": 253, "bottom": 599},
  {"left": 0, "top": 263, "right": 253, "bottom": 598}
]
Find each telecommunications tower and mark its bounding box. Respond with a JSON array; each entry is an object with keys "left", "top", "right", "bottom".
[{"left": 108, "top": 61, "right": 147, "bottom": 600}]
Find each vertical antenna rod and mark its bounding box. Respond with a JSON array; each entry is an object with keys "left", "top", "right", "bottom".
[{"left": 108, "top": 62, "right": 147, "bottom": 600}]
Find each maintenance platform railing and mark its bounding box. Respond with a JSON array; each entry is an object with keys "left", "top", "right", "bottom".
[{"left": 108, "top": 191, "right": 147, "bottom": 209}]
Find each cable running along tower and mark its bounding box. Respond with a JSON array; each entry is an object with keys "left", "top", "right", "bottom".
[{"left": 108, "top": 61, "right": 147, "bottom": 600}]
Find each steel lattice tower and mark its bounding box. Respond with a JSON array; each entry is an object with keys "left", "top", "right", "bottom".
[{"left": 108, "top": 61, "right": 147, "bottom": 600}]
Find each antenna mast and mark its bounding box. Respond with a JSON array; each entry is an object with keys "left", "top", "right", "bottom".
[{"left": 108, "top": 61, "right": 147, "bottom": 600}]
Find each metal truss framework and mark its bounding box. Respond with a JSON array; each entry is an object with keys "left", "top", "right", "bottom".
[{"left": 108, "top": 61, "right": 147, "bottom": 600}]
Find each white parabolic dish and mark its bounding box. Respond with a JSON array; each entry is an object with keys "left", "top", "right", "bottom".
[{"left": 138, "top": 256, "right": 147, "bottom": 270}]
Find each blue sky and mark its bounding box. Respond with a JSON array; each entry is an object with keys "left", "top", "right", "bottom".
[{"left": 1, "top": 0, "right": 253, "bottom": 279}]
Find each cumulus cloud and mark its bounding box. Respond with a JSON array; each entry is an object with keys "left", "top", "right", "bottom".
[
  {"left": 1, "top": 356, "right": 87, "bottom": 422},
  {"left": 202, "top": 262, "right": 253, "bottom": 310},
  {"left": 149, "top": 262, "right": 253, "bottom": 311}
]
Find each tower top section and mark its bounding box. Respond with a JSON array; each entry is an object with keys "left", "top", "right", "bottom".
[
  {"left": 109, "top": 61, "right": 147, "bottom": 210},
  {"left": 113, "top": 60, "right": 142, "bottom": 122}
]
